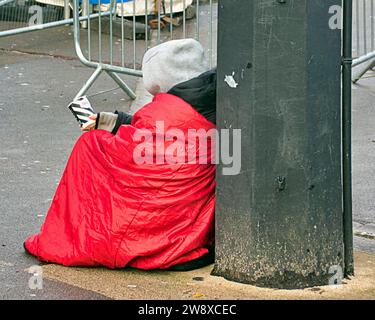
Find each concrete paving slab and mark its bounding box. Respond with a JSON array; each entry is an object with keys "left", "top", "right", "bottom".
[{"left": 40, "top": 251, "right": 375, "bottom": 300}]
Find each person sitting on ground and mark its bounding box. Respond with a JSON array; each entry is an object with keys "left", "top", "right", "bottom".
[{"left": 24, "top": 39, "right": 217, "bottom": 271}]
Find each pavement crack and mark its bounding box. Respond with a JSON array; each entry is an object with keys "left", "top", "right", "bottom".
[
  {"left": 0, "top": 47, "right": 78, "bottom": 62},
  {"left": 0, "top": 47, "right": 142, "bottom": 70},
  {"left": 354, "top": 232, "right": 375, "bottom": 241}
]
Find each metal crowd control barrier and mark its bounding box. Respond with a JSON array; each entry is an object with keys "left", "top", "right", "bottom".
[
  {"left": 71, "top": 0, "right": 217, "bottom": 100},
  {"left": 352, "top": 0, "right": 375, "bottom": 82},
  {"left": 72, "top": 0, "right": 140, "bottom": 100},
  {"left": 0, "top": 0, "right": 217, "bottom": 100},
  {"left": 0, "top": 0, "right": 107, "bottom": 37},
  {"left": 2, "top": 1, "right": 375, "bottom": 86}
]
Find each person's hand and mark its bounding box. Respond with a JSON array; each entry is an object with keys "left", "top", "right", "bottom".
[{"left": 81, "top": 114, "right": 97, "bottom": 132}]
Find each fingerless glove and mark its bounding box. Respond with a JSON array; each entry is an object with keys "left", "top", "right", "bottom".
[{"left": 95, "top": 111, "right": 133, "bottom": 134}]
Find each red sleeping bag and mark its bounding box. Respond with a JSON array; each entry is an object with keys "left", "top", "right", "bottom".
[{"left": 24, "top": 93, "right": 216, "bottom": 269}]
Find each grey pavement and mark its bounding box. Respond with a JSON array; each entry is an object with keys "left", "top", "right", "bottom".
[{"left": 352, "top": 72, "right": 375, "bottom": 242}]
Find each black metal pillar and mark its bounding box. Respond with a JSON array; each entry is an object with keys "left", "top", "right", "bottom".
[
  {"left": 213, "top": 0, "right": 351, "bottom": 289},
  {"left": 342, "top": 0, "right": 354, "bottom": 277}
]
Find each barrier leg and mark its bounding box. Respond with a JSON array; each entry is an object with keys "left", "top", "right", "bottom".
[
  {"left": 74, "top": 66, "right": 103, "bottom": 100},
  {"left": 106, "top": 71, "right": 137, "bottom": 100},
  {"left": 352, "top": 57, "right": 375, "bottom": 83}
]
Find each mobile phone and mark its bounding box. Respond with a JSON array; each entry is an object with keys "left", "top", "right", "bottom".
[{"left": 68, "top": 96, "right": 95, "bottom": 127}]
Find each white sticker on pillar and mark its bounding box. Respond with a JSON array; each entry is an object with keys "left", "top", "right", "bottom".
[{"left": 224, "top": 72, "right": 239, "bottom": 88}]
